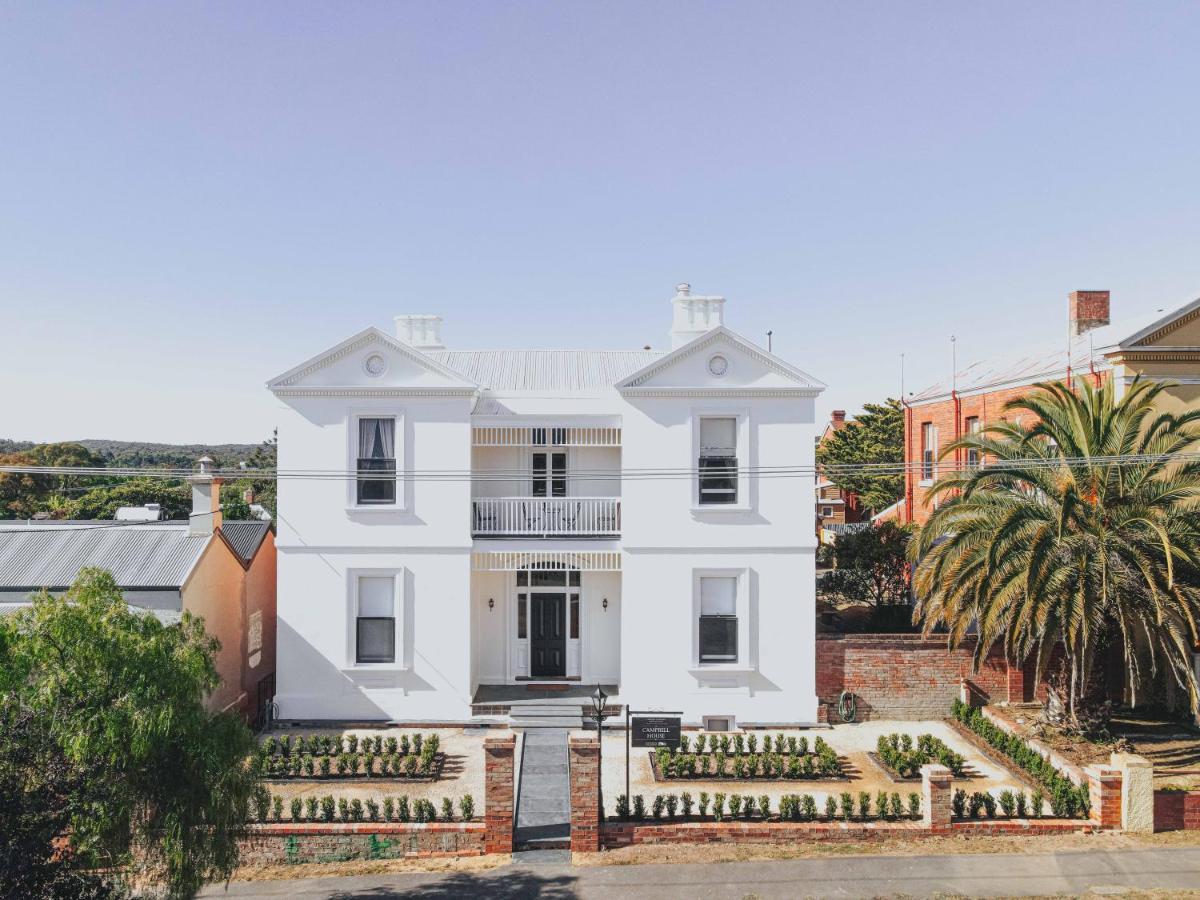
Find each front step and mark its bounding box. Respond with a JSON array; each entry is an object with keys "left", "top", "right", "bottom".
[{"left": 509, "top": 703, "right": 584, "bottom": 730}]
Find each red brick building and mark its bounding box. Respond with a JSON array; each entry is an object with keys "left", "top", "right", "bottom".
[
  {"left": 894, "top": 290, "right": 1200, "bottom": 526},
  {"left": 815, "top": 409, "right": 867, "bottom": 541}
]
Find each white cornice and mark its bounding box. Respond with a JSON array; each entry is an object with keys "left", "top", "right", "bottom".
[
  {"left": 267, "top": 327, "right": 478, "bottom": 391},
  {"left": 620, "top": 387, "right": 821, "bottom": 398},
  {"left": 615, "top": 326, "right": 825, "bottom": 392},
  {"left": 271, "top": 387, "right": 478, "bottom": 398}
]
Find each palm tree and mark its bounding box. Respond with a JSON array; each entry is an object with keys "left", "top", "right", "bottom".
[{"left": 911, "top": 377, "right": 1200, "bottom": 724}]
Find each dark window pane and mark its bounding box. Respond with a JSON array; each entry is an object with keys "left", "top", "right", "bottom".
[
  {"left": 532, "top": 453, "right": 547, "bottom": 497},
  {"left": 699, "top": 616, "right": 737, "bottom": 663},
  {"left": 531, "top": 427, "right": 546, "bottom": 445},
  {"left": 517, "top": 595, "right": 527, "bottom": 639},
  {"left": 551, "top": 453, "right": 567, "bottom": 498},
  {"left": 517, "top": 571, "right": 528, "bottom": 586},
  {"left": 530, "top": 569, "right": 567, "bottom": 587},
  {"left": 356, "top": 458, "right": 397, "bottom": 504},
  {"left": 569, "top": 596, "right": 579, "bottom": 639},
  {"left": 356, "top": 618, "right": 395, "bottom": 663},
  {"left": 698, "top": 456, "right": 738, "bottom": 505},
  {"left": 568, "top": 570, "right": 580, "bottom": 587},
  {"left": 551, "top": 427, "right": 567, "bottom": 445}
]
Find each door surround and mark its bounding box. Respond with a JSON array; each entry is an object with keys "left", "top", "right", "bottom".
[{"left": 511, "top": 566, "right": 581, "bottom": 682}]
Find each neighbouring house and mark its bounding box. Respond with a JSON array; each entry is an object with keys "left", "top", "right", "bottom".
[
  {"left": 814, "top": 410, "right": 867, "bottom": 544},
  {"left": 267, "top": 283, "right": 825, "bottom": 727},
  {"left": 894, "top": 290, "right": 1200, "bottom": 527},
  {"left": 0, "top": 461, "right": 277, "bottom": 720}
]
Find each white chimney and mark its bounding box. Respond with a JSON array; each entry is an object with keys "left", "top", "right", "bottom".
[
  {"left": 188, "top": 456, "right": 224, "bottom": 536},
  {"left": 394, "top": 314, "right": 445, "bottom": 350},
  {"left": 669, "top": 282, "right": 725, "bottom": 349}
]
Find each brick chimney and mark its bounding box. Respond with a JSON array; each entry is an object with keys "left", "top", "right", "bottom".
[
  {"left": 1070, "top": 290, "right": 1110, "bottom": 336},
  {"left": 188, "top": 456, "right": 224, "bottom": 535},
  {"left": 831, "top": 410, "right": 847, "bottom": 429}
]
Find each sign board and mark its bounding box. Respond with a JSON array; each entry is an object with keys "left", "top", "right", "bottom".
[{"left": 631, "top": 715, "right": 681, "bottom": 748}]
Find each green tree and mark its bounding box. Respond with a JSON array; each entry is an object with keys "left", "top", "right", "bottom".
[
  {"left": 68, "top": 478, "right": 192, "bottom": 520},
  {"left": 817, "top": 522, "right": 912, "bottom": 607},
  {"left": 0, "top": 569, "right": 258, "bottom": 897},
  {"left": 911, "top": 378, "right": 1200, "bottom": 724},
  {"left": 0, "top": 442, "right": 105, "bottom": 518},
  {"left": 816, "top": 399, "right": 904, "bottom": 513}
]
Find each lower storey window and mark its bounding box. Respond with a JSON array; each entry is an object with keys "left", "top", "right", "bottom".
[
  {"left": 356, "top": 575, "right": 396, "bottom": 663},
  {"left": 699, "top": 575, "right": 738, "bottom": 664}
]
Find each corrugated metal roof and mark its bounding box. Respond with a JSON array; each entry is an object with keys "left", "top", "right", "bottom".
[
  {"left": 0, "top": 601, "right": 182, "bottom": 625},
  {"left": 0, "top": 523, "right": 208, "bottom": 589},
  {"left": 426, "top": 349, "right": 664, "bottom": 392},
  {"left": 219, "top": 521, "right": 271, "bottom": 566}
]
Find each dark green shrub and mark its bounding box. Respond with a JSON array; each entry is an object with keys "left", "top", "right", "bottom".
[
  {"left": 712, "top": 793, "right": 725, "bottom": 822},
  {"left": 366, "top": 799, "right": 380, "bottom": 822},
  {"left": 824, "top": 795, "right": 837, "bottom": 820},
  {"left": 876, "top": 791, "right": 889, "bottom": 820},
  {"left": 801, "top": 794, "right": 817, "bottom": 821},
  {"left": 907, "top": 792, "right": 920, "bottom": 819},
  {"left": 349, "top": 799, "right": 364, "bottom": 822},
  {"left": 758, "top": 794, "right": 770, "bottom": 819},
  {"left": 385, "top": 736, "right": 398, "bottom": 755},
  {"left": 999, "top": 790, "right": 1016, "bottom": 817},
  {"left": 698, "top": 792, "right": 710, "bottom": 817},
  {"left": 632, "top": 794, "right": 646, "bottom": 820},
  {"left": 290, "top": 797, "right": 302, "bottom": 821},
  {"left": 615, "top": 794, "right": 630, "bottom": 819},
  {"left": 460, "top": 794, "right": 475, "bottom": 820},
  {"left": 321, "top": 795, "right": 335, "bottom": 822},
  {"left": 337, "top": 798, "right": 349, "bottom": 822},
  {"left": 1015, "top": 791, "right": 1028, "bottom": 818},
  {"left": 384, "top": 797, "right": 395, "bottom": 821},
  {"left": 666, "top": 794, "right": 679, "bottom": 818},
  {"left": 952, "top": 788, "right": 966, "bottom": 818},
  {"left": 858, "top": 791, "right": 871, "bottom": 819},
  {"left": 681, "top": 791, "right": 694, "bottom": 817},
  {"left": 652, "top": 795, "right": 665, "bottom": 820},
  {"left": 441, "top": 797, "right": 454, "bottom": 821},
  {"left": 889, "top": 792, "right": 903, "bottom": 820},
  {"left": 398, "top": 796, "right": 411, "bottom": 822},
  {"left": 839, "top": 791, "right": 853, "bottom": 821},
  {"left": 727, "top": 794, "right": 742, "bottom": 818}
]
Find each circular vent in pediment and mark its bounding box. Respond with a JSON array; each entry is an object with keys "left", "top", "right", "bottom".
[
  {"left": 707, "top": 354, "right": 729, "bottom": 377},
  {"left": 363, "top": 353, "right": 388, "bottom": 377}
]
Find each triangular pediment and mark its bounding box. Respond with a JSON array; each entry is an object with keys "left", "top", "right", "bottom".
[
  {"left": 1123, "top": 296, "right": 1200, "bottom": 348},
  {"left": 615, "top": 326, "right": 825, "bottom": 394},
  {"left": 268, "top": 327, "right": 478, "bottom": 395}
]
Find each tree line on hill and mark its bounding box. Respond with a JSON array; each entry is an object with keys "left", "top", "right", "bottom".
[{"left": 0, "top": 435, "right": 277, "bottom": 521}]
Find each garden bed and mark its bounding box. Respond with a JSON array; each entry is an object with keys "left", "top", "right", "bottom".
[
  {"left": 256, "top": 731, "right": 446, "bottom": 782},
  {"left": 647, "top": 734, "right": 846, "bottom": 783},
  {"left": 614, "top": 787, "right": 920, "bottom": 823},
  {"left": 869, "top": 732, "right": 968, "bottom": 783},
  {"left": 251, "top": 785, "right": 477, "bottom": 826}
]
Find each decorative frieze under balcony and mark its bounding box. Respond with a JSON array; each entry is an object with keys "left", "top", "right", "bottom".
[{"left": 471, "top": 497, "right": 620, "bottom": 538}]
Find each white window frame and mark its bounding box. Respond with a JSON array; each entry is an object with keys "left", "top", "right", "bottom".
[
  {"left": 347, "top": 410, "right": 405, "bottom": 512},
  {"left": 691, "top": 408, "right": 752, "bottom": 512},
  {"left": 691, "top": 567, "right": 752, "bottom": 671},
  {"left": 345, "top": 568, "right": 406, "bottom": 670},
  {"left": 920, "top": 421, "right": 937, "bottom": 486},
  {"left": 965, "top": 416, "right": 982, "bottom": 468},
  {"left": 821, "top": 505, "right": 834, "bottom": 518}
]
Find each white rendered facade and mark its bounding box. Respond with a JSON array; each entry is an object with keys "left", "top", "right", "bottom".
[{"left": 269, "top": 286, "right": 825, "bottom": 726}]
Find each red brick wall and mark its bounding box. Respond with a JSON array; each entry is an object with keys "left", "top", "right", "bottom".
[
  {"left": 1086, "top": 766, "right": 1123, "bottom": 829},
  {"left": 816, "top": 634, "right": 1013, "bottom": 721},
  {"left": 903, "top": 375, "right": 1109, "bottom": 526},
  {"left": 1154, "top": 790, "right": 1200, "bottom": 831},
  {"left": 238, "top": 823, "right": 484, "bottom": 864},
  {"left": 484, "top": 735, "right": 515, "bottom": 854},
  {"left": 568, "top": 735, "right": 601, "bottom": 852},
  {"left": 600, "top": 818, "right": 1080, "bottom": 849}
]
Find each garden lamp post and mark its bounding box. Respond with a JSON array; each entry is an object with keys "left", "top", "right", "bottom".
[{"left": 590, "top": 684, "right": 608, "bottom": 820}]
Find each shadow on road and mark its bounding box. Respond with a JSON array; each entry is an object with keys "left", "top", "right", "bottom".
[{"left": 328, "top": 868, "right": 578, "bottom": 899}]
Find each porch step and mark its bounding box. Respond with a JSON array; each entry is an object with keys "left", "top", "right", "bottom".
[{"left": 509, "top": 703, "right": 584, "bottom": 730}]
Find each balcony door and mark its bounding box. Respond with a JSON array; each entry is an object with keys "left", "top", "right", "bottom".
[{"left": 531, "top": 450, "right": 567, "bottom": 498}]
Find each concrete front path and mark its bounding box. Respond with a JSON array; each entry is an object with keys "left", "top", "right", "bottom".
[
  {"left": 514, "top": 728, "right": 571, "bottom": 846},
  {"left": 200, "top": 846, "right": 1200, "bottom": 898}
]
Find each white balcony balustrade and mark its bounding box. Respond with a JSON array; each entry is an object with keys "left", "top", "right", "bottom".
[{"left": 471, "top": 497, "right": 621, "bottom": 537}]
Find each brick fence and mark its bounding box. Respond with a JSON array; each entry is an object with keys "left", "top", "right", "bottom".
[
  {"left": 816, "top": 634, "right": 1017, "bottom": 721},
  {"left": 1154, "top": 790, "right": 1200, "bottom": 831},
  {"left": 238, "top": 823, "right": 484, "bottom": 864},
  {"left": 484, "top": 734, "right": 516, "bottom": 854}
]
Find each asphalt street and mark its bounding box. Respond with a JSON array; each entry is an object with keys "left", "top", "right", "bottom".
[{"left": 198, "top": 845, "right": 1200, "bottom": 898}]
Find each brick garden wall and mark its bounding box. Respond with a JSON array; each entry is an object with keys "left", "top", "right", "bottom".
[
  {"left": 816, "top": 634, "right": 1015, "bottom": 721},
  {"left": 599, "top": 818, "right": 1083, "bottom": 849},
  {"left": 1154, "top": 790, "right": 1200, "bottom": 831},
  {"left": 238, "top": 823, "right": 485, "bottom": 864}
]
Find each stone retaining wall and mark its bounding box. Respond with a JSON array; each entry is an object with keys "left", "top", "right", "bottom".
[{"left": 238, "top": 823, "right": 485, "bottom": 864}]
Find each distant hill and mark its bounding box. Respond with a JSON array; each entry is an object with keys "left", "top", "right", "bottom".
[{"left": 0, "top": 438, "right": 272, "bottom": 469}]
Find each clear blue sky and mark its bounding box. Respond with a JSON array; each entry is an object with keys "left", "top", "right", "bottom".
[{"left": 3, "top": 2, "right": 1199, "bottom": 444}]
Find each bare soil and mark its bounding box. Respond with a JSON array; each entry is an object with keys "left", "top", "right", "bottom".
[
  {"left": 988, "top": 706, "right": 1200, "bottom": 789},
  {"left": 227, "top": 853, "right": 505, "bottom": 882}
]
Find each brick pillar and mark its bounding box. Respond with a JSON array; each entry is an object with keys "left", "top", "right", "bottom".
[
  {"left": 1111, "top": 753, "right": 1154, "bottom": 833},
  {"left": 1085, "top": 764, "right": 1122, "bottom": 829},
  {"left": 1006, "top": 660, "right": 1027, "bottom": 704},
  {"left": 921, "top": 763, "right": 953, "bottom": 831},
  {"left": 568, "top": 734, "right": 601, "bottom": 853},
  {"left": 484, "top": 733, "right": 516, "bottom": 855}
]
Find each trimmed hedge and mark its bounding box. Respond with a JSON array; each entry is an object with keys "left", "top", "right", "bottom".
[
  {"left": 951, "top": 700, "right": 1090, "bottom": 819},
  {"left": 875, "top": 733, "right": 966, "bottom": 778}
]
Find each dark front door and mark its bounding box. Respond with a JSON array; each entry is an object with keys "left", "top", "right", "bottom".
[{"left": 530, "top": 593, "right": 566, "bottom": 677}]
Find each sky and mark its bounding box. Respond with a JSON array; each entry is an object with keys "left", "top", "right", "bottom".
[{"left": 2, "top": 2, "right": 1200, "bottom": 445}]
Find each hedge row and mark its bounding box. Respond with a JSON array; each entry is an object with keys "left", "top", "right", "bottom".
[
  {"left": 950, "top": 699, "right": 1090, "bottom": 819},
  {"left": 614, "top": 789, "right": 920, "bottom": 822},
  {"left": 250, "top": 787, "right": 475, "bottom": 823}
]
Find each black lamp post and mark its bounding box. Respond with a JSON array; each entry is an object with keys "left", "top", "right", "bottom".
[{"left": 590, "top": 684, "right": 608, "bottom": 819}]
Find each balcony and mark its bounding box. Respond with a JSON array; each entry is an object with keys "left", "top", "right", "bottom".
[{"left": 472, "top": 497, "right": 621, "bottom": 538}]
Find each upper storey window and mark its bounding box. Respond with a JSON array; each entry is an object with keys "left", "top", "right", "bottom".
[
  {"left": 531, "top": 427, "right": 567, "bottom": 498},
  {"left": 357, "top": 417, "right": 397, "bottom": 505},
  {"left": 698, "top": 416, "right": 738, "bottom": 505}
]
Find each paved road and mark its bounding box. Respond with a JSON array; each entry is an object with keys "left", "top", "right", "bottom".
[{"left": 200, "top": 846, "right": 1200, "bottom": 898}]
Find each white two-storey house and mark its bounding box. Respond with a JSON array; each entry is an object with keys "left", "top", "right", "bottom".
[{"left": 268, "top": 285, "right": 824, "bottom": 727}]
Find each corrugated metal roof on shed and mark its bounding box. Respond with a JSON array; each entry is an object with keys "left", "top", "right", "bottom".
[
  {"left": 219, "top": 521, "right": 271, "bottom": 566},
  {"left": 426, "top": 349, "right": 663, "bottom": 392},
  {"left": 0, "top": 523, "right": 208, "bottom": 589}
]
